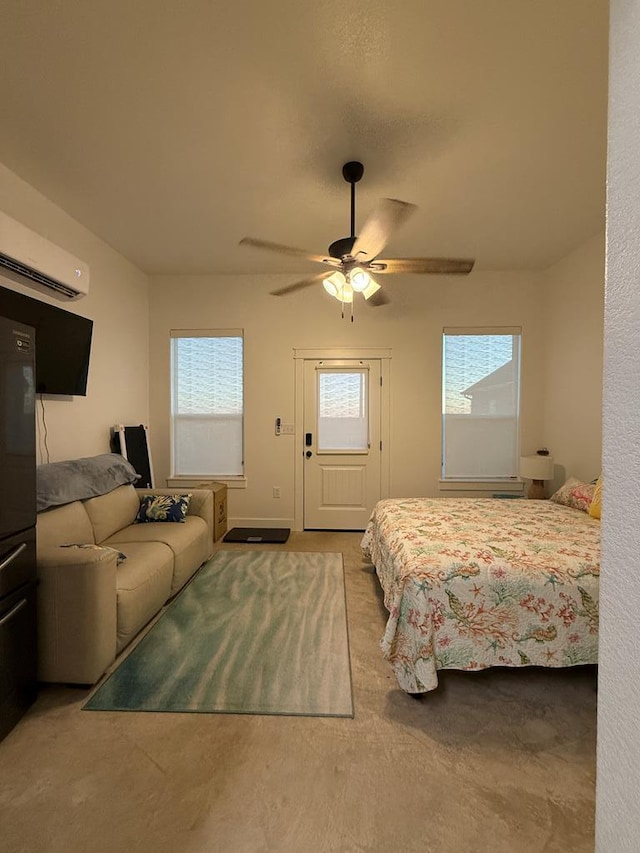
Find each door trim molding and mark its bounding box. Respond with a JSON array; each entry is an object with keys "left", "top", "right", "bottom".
[
  {"left": 294, "top": 347, "right": 392, "bottom": 361},
  {"left": 294, "top": 349, "right": 391, "bottom": 531}
]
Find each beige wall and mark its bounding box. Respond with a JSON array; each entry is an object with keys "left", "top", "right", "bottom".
[
  {"left": 541, "top": 232, "right": 605, "bottom": 492},
  {"left": 0, "top": 162, "right": 150, "bottom": 463},
  {"left": 596, "top": 1, "right": 640, "bottom": 848},
  {"left": 149, "top": 269, "right": 548, "bottom": 526}
]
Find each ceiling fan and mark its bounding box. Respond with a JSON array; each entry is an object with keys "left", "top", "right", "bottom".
[{"left": 239, "top": 161, "right": 475, "bottom": 319}]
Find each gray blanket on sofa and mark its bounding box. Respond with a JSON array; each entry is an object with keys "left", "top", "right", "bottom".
[{"left": 37, "top": 453, "right": 140, "bottom": 512}]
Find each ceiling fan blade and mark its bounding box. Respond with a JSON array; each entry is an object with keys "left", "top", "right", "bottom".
[
  {"left": 373, "top": 257, "right": 475, "bottom": 275},
  {"left": 240, "top": 237, "right": 340, "bottom": 267},
  {"left": 270, "top": 272, "right": 330, "bottom": 297},
  {"left": 351, "top": 198, "right": 417, "bottom": 263}
]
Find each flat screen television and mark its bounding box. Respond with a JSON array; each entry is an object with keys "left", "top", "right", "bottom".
[{"left": 0, "top": 284, "right": 93, "bottom": 396}]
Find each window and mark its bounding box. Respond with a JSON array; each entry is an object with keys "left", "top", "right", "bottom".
[
  {"left": 170, "top": 330, "right": 243, "bottom": 477},
  {"left": 442, "top": 327, "right": 521, "bottom": 480},
  {"left": 317, "top": 368, "right": 369, "bottom": 452}
]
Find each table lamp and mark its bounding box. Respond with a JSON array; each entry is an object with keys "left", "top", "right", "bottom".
[{"left": 520, "top": 451, "right": 554, "bottom": 499}]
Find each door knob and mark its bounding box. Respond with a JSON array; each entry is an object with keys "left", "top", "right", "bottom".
[{"left": 305, "top": 450, "right": 313, "bottom": 458}]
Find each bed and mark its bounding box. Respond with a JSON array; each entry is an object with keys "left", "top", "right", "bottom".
[{"left": 361, "top": 492, "right": 600, "bottom": 693}]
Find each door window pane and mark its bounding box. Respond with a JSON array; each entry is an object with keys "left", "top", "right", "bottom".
[
  {"left": 317, "top": 370, "right": 368, "bottom": 452},
  {"left": 442, "top": 330, "right": 521, "bottom": 479}
]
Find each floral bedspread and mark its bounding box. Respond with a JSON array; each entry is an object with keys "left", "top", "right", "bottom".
[{"left": 361, "top": 498, "right": 599, "bottom": 693}]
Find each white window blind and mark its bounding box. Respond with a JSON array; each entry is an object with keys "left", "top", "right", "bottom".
[
  {"left": 442, "top": 327, "right": 521, "bottom": 480},
  {"left": 317, "top": 368, "right": 369, "bottom": 452},
  {"left": 170, "top": 330, "right": 243, "bottom": 477}
]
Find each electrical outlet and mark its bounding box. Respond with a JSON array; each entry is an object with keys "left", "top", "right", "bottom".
[{"left": 273, "top": 486, "right": 281, "bottom": 499}]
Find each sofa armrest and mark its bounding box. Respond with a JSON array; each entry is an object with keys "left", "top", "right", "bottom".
[
  {"left": 135, "top": 488, "right": 214, "bottom": 552},
  {"left": 36, "top": 546, "right": 118, "bottom": 685}
]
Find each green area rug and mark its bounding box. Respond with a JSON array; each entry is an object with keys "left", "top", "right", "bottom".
[{"left": 84, "top": 550, "right": 353, "bottom": 717}]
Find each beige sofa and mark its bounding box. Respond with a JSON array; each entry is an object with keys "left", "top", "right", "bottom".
[{"left": 36, "top": 485, "right": 214, "bottom": 685}]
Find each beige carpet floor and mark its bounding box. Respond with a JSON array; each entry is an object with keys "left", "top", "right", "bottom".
[{"left": 0, "top": 531, "right": 596, "bottom": 853}]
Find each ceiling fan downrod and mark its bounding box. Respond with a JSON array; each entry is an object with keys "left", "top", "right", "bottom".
[
  {"left": 329, "top": 161, "right": 364, "bottom": 259},
  {"left": 343, "top": 160, "right": 364, "bottom": 238}
]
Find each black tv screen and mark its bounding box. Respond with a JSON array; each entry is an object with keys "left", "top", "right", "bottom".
[{"left": 0, "top": 284, "right": 93, "bottom": 395}]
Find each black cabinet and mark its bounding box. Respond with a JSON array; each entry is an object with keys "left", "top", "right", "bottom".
[
  {"left": 0, "top": 578, "right": 37, "bottom": 741},
  {"left": 0, "top": 315, "right": 37, "bottom": 742}
]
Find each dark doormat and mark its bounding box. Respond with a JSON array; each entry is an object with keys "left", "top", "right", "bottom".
[{"left": 223, "top": 527, "right": 291, "bottom": 544}]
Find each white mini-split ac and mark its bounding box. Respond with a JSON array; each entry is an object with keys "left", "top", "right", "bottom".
[{"left": 0, "top": 210, "right": 90, "bottom": 300}]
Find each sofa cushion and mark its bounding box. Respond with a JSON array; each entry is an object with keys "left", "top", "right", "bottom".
[
  {"left": 113, "top": 541, "right": 174, "bottom": 653},
  {"left": 105, "top": 515, "right": 209, "bottom": 595},
  {"left": 84, "top": 484, "right": 141, "bottom": 543},
  {"left": 36, "top": 501, "right": 96, "bottom": 551}
]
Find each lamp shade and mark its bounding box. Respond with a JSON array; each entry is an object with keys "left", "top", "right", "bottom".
[
  {"left": 323, "top": 271, "right": 345, "bottom": 297},
  {"left": 323, "top": 272, "right": 354, "bottom": 303},
  {"left": 519, "top": 454, "right": 554, "bottom": 481},
  {"left": 350, "top": 268, "right": 370, "bottom": 292},
  {"left": 361, "top": 278, "right": 381, "bottom": 300}
]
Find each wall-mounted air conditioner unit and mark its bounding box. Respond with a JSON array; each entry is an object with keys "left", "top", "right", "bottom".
[{"left": 0, "top": 210, "right": 89, "bottom": 300}]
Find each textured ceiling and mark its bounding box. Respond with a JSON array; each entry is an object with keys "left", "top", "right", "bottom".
[{"left": 0, "top": 0, "right": 609, "bottom": 275}]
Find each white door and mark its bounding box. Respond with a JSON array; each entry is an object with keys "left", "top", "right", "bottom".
[{"left": 303, "top": 359, "right": 382, "bottom": 530}]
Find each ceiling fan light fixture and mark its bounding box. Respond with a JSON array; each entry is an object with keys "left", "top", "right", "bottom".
[
  {"left": 350, "top": 267, "right": 370, "bottom": 292},
  {"left": 362, "top": 277, "right": 381, "bottom": 300},
  {"left": 323, "top": 271, "right": 345, "bottom": 298}
]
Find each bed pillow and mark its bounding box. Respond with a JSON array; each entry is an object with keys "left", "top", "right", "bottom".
[
  {"left": 589, "top": 476, "right": 602, "bottom": 519},
  {"left": 135, "top": 494, "right": 191, "bottom": 523},
  {"left": 549, "top": 477, "right": 595, "bottom": 513}
]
